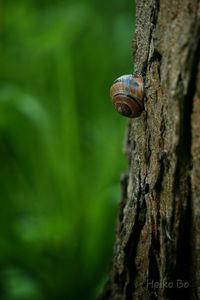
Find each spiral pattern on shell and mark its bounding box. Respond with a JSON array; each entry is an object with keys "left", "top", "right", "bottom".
[{"left": 110, "top": 74, "right": 144, "bottom": 118}]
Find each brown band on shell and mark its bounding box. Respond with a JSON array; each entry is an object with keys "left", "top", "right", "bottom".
[{"left": 110, "top": 74, "right": 144, "bottom": 118}]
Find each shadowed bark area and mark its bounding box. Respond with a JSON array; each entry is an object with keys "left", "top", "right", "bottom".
[{"left": 102, "top": 0, "right": 200, "bottom": 299}]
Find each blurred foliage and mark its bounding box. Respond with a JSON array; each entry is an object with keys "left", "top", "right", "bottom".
[{"left": 0, "top": 0, "right": 135, "bottom": 299}]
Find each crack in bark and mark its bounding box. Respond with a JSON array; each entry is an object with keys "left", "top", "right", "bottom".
[
  {"left": 142, "top": 0, "right": 160, "bottom": 75},
  {"left": 174, "top": 40, "right": 200, "bottom": 297},
  {"left": 124, "top": 194, "right": 147, "bottom": 299},
  {"left": 119, "top": 173, "right": 129, "bottom": 226}
]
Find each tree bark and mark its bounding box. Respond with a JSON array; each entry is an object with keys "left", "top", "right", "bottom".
[{"left": 103, "top": 0, "right": 200, "bottom": 299}]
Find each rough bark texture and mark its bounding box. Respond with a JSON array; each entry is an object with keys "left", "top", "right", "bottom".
[{"left": 103, "top": 0, "right": 200, "bottom": 299}]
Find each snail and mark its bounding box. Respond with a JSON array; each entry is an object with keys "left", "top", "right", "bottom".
[{"left": 110, "top": 74, "right": 144, "bottom": 118}]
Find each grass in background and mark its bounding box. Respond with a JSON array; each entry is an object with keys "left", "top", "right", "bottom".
[{"left": 0, "top": 0, "right": 135, "bottom": 299}]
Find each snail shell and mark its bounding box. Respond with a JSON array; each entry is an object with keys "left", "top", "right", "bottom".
[{"left": 110, "top": 74, "right": 144, "bottom": 118}]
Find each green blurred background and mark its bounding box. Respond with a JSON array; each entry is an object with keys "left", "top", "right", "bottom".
[{"left": 0, "top": 0, "right": 135, "bottom": 299}]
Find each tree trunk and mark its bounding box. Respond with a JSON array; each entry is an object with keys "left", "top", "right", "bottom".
[{"left": 102, "top": 0, "right": 200, "bottom": 299}]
